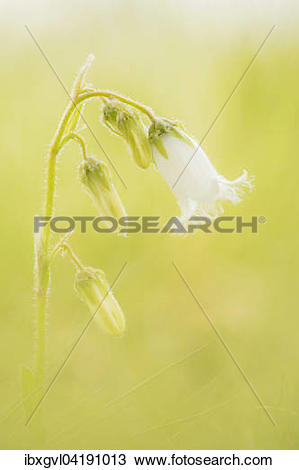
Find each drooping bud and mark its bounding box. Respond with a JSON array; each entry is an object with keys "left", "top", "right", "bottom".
[
  {"left": 79, "top": 156, "right": 127, "bottom": 220},
  {"left": 102, "top": 101, "right": 152, "bottom": 169},
  {"left": 74, "top": 267, "right": 126, "bottom": 336}
]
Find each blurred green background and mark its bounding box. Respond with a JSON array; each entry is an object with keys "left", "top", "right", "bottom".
[{"left": 0, "top": 0, "right": 298, "bottom": 450}]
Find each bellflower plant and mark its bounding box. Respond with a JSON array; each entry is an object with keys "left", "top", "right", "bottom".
[{"left": 23, "top": 55, "right": 253, "bottom": 427}]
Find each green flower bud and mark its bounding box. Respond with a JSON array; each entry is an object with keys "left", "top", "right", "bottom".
[
  {"left": 74, "top": 267, "right": 126, "bottom": 336},
  {"left": 102, "top": 101, "right": 152, "bottom": 169},
  {"left": 79, "top": 156, "right": 127, "bottom": 220},
  {"left": 148, "top": 118, "right": 193, "bottom": 160}
]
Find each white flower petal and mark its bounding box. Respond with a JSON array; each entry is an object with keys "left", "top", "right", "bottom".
[{"left": 152, "top": 133, "right": 253, "bottom": 217}]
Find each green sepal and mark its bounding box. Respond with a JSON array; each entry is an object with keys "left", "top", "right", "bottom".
[
  {"left": 152, "top": 138, "right": 169, "bottom": 159},
  {"left": 80, "top": 156, "right": 112, "bottom": 191},
  {"left": 123, "top": 114, "right": 152, "bottom": 169},
  {"left": 149, "top": 118, "right": 194, "bottom": 160}
]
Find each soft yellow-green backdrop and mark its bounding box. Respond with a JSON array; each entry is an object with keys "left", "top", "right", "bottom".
[{"left": 0, "top": 0, "right": 298, "bottom": 449}]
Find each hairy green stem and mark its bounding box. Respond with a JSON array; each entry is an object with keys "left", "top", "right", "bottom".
[
  {"left": 34, "top": 99, "right": 75, "bottom": 400},
  {"left": 77, "top": 90, "right": 156, "bottom": 121},
  {"left": 34, "top": 84, "right": 154, "bottom": 410},
  {"left": 59, "top": 132, "right": 87, "bottom": 160}
]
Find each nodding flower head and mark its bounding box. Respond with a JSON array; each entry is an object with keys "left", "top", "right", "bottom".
[
  {"left": 74, "top": 266, "right": 126, "bottom": 336},
  {"left": 149, "top": 118, "right": 253, "bottom": 220},
  {"left": 102, "top": 100, "right": 152, "bottom": 169},
  {"left": 79, "top": 156, "right": 127, "bottom": 220}
]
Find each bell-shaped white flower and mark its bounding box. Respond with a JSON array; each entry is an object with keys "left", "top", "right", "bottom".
[{"left": 149, "top": 119, "right": 252, "bottom": 219}]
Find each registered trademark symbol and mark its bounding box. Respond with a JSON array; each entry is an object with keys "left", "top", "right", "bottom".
[{"left": 258, "top": 216, "right": 267, "bottom": 224}]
